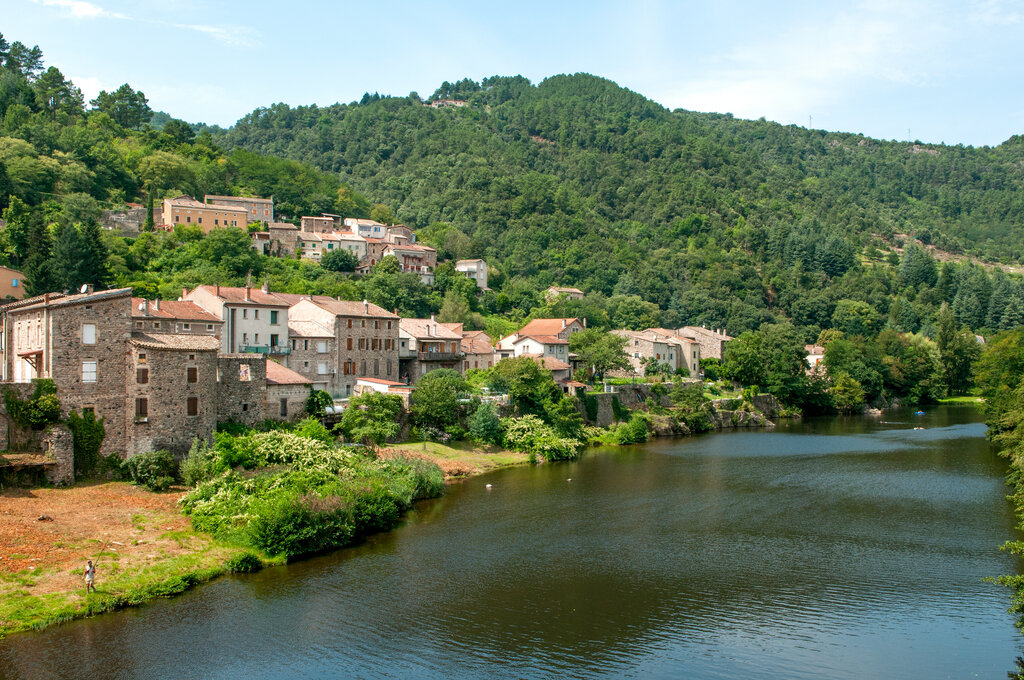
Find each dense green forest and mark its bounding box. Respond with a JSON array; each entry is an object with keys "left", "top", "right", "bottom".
[{"left": 2, "top": 29, "right": 1024, "bottom": 394}]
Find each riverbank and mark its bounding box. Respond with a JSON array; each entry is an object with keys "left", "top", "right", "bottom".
[{"left": 0, "top": 442, "right": 527, "bottom": 639}]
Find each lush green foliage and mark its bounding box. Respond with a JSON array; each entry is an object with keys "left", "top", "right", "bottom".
[
  {"left": 615, "top": 412, "right": 650, "bottom": 444},
  {"left": 66, "top": 409, "right": 105, "bottom": 477},
  {"left": 409, "top": 369, "right": 468, "bottom": 429},
  {"left": 124, "top": 449, "right": 177, "bottom": 492},
  {"left": 304, "top": 389, "right": 333, "bottom": 418},
  {"left": 3, "top": 379, "right": 61, "bottom": 430},
  {"left": 501, "top": 415, "right": 582, "bottom": 461},
  {"left": 468, "top": 402, "right": 503, "bottom": 445},
  {"left": 335, "top": 392, "right": 402, "bottom": 449},
  {"left": 569, "top": 328, "right": 629, "bottom": 379}
]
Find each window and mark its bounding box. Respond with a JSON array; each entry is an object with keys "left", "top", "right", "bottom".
[
  {"left": 375, "top": 320, "right": 380, "bottom": 330},
  {"left": 242, "top": 333, "right": 248, "bottom": 344},
  {"left": 187, "top": 367, "right": 198, "bottom": 383},
  {"left": 138, "top": 352, "right": 147, "bottom": 364},
  {"left": 189, "top": 354, "right": 195, "bottom": 360},
  {"left": 347, "top": 319, "right": 352, "bottom": 329},
  {"left": 254, "top": 333, "right": 260, "bottom": 344},
  {"left": 135, "top": 321, "right": 142, "bottom": 328},
  {"left": 270, "top": 310, "right": 278, "bottom": 325},
  {"left": 207, "top": 324, "right": 213, "bottom": 331},
  {"left": 239, "top": 364, "right": 251, "bottom": 381},
  {"left": 303, "top": 361, "right": 309, "bottom": 367},
  {"left": 242, "top": 403, "right": 248, "bottom": 411},
  {"left": 135, "top": 397, "right": 148, "bottom": 421},
  {"left": 361, "top": 320, "right": 366, "bottom": 328},
  {"left": 280, "top": 398, "right": 288, "bottom": 417},
  {"left": 183, "top": 323, "right": 191, "bottom": 330},
  {"left": 317, "top": 362, "right": 328, "bottom": 375},
  {"left": 186, "top": 216, "right": 191, "bottom": 223},
  {"left": 347, "top": 338, "right": 353, "bottom": 350},
  {"left": 270, "top": 334, "right": 279, "bottom": 348},
  {"left": 359, "top": 338, "right": 366, "bottom": 350},
  {"left": 374, "top": 359, "right": 379, "bottom": 376},
  {"left": 82, "top": 360, "right": 97, "bottom": 383},
  {"left": 254, "top": 310, "right": 260, "bottom": 320},
  {"left": 12, "top": 278, "right": 19, "bottom": 287},
  {"left": 317, "top": 341, "right": 327, "bottom": 353},
  {"left": 386, "top": 339, "right": 392, "bottom": 350},
  {"left": 214, "top": 219, "right": 219, "bottom": 225},
  {"left": 187, "top": 397, "right": 198, "bottom": 416},
  {"left": 292, "top": 339, "right": 297, "bottom": 350},
  {"left": 242, "top": 309, "right": 248, "bottom": 319},
  {"left": 197, "top": 217, "right": 202, "bottom": 224},
  {"left": 137, "top": 368, "right": 149, "bottom": 384},
  {"left": 153, "top": 322, "right": 160, "bottom": 329},
  {"left": 387, "top": 321, "right": 392, "bottom": 330},
  {"left": 82, "top": 323, "right": 96, "bottom": 345},
  {"left": 361, "top": 360, "right": 366, "bottom": 374},
  {"left": 387, "top": 359, "right": 392, "bottom": 375}
]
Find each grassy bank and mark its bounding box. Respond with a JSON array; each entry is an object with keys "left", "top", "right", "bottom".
[
  {"left": 380, "top": 440, "right": 529, "bottom": 478},
  {"left": 937, "top": 395, "right": 985, "bottom": 404}
]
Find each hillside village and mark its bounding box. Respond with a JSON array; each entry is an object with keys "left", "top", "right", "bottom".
[{"left": 0, "top": 192, "right": 744, "bottom": 474}]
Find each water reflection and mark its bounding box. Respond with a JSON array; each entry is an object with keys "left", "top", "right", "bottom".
[{"left": 2, "top": 406, "right": 1021, "bottom": 679}]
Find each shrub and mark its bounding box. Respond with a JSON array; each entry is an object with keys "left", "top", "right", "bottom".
[
  {"left": 293, "top": 417, "right": 334, "bottom": 445},
  {"left": 180, "top": 438, "right": 219, "bottom": 487},
  {"left": 305, "top": 389, "right": 333, "bottom": 417},
  {"left": 611, "top": 396, "right": 627, "bottom": 422},
  {"left": 67, "top": 409, "right": 106, "bottom": 478},
  {"left": 502, "top": 415, "right": 582, "bottom": 461},
  {"left": 682, "top": 410, "right": 715, "bottom": 434},
  {"left": 4, "top": 380, "right": 62, "bottom": 430},
  {"left": 386, "top": 456, "right": 445, "bottom": 500},
  {"left": 469, "top": 402, "right": 503, "bottom": 445},
  {"left": 583, "top": 394, "right": 599, "bottom": 422},
  {"left": 125, "top": 450, "right": 178, "bottom": 492},
  {"left": 225, "top": 551, "right": 263, "bottom": 573},
  {"left": 616, "top": 412, "right": 649, "bottom": 444}
]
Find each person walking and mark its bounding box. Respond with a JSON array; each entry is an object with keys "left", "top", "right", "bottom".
[{"left": 84, "top": 559, "right": 95, "bottom": 594}]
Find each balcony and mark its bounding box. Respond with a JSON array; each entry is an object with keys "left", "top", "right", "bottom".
[
  {"left": 241, "top": 345, "right": 291, "bottom": 355},
  {"left": 417, "top": 351, "right": 464, "bottom": 362}
]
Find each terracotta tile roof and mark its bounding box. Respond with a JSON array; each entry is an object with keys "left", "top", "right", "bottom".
[
  {"left": 269, "top": 222, "right": 297, "bottom": 230},
  {"left": 204, "top": 194, "right": 272, "bottom": 204},
  {"left": 288, "top": 320, "right": 334, "bottom": 337},
  {"left": 194, "top": 285, "right": 290, "bottom": 307},
  {"left": 10, "top": 288, "right": 132, "bottom": 312},
  {"left": 456, "top": 259, "right": 486, "bottom": 265},
  {"left": 680, "top": 326, "right": 733, "bottom": 341},
  {"left": 516, "top": 334, "right": 569, "bottom": 345},
  {"left": 440, "top": 322, "right": 464, "bottom": 334},
  {"left": 517, "top": 318, "right": 582, "bottom": 337},
  {"left": 519, "top": 353, "right": 571, "bottom": 371},
  {"left": 462, "top": 331, "right": 494, "bottom": 355},
  {"left": 129, "top": 333, "right": 220, "bottom": 351},
  {"left": 805, "top": 344, "right": 826, "bottom": 354},
  {"left": 266, "top": 360, "right": 312, "bottom": 385},
  {"left": 311, "top": 297, "right": 398, "bottom": 319},
  {"left": 548, "top": 286, "right": 584, "bottom": 294},
  {"left": 399, "top": 318, "right": 463, "bottom": 340},
  {"left": 131, "top": 298, "right": 221, "bottom": 323},
  {"left": 357, "top": 377, "right": 407, "bottom": 386}
]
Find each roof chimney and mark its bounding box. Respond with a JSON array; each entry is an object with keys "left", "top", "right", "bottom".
[
  {"left": 363, "top": 299, "right": 369, "bottom": 313},
  {"left": 561, "top": 319, "right": 566, "bottom": 329},
  {"left": 142, "top": 299, "right": 149, "bottom": 316},
  {"left": 153, "top": 299, "right": 160, "bottom": 311},
  {"left": 244, "top": 286, "right": 251, "bottom": 302},
  {"left": 261, "top": 279, "right": 270, "bottom": 294},
  {"left": 183, "top": 287, "right": 189, "bottom": 299}
]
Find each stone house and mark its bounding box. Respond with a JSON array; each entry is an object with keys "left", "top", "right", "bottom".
[
  {"left": 265, "top": 360, "right": 312, "bottom": 421},
  {"left": 126, "top": 333, "right": 220, "bottom": 455},
  {"left": 185, "top": 284, "right": 291, "bottom": 356},
  {"left": 287, "top": 319, "right": 335, "bottom": 393},
  {"left": 297, "top": 231, "right": 323, "bottom": 260},
  {"left": 380, "top": 243, "right": 437, "bottom": 284},
  {"left": 353, "top": 377, "right": 415, "bottom": 406},
  {"left": 100, "top": 203, "right": 146, "bottom": 235},
  {"left": 398, "top": 317, "right": 464, "bottom": 383},
  {"left": 205, "top": 195, "right": 274, "bottom": 225},
  {"left": 161, "top": 195, "right": 248, "bottom": 232},
  {"left": 678, "top": 326, "right": 732, "bottom": 360},
  {"left": 1, "top": 288, "right": 133, "bottom": 455},
  {"left": 521, "top": 354, "right": 572, "bottom": 383},
  {"left": 301, "top": 216, "right": 335, "bottom": 233},
  {"left": 215, "top": 354, "right": 268, "bottom": 428},
  {"left": 545, "top": 286, "right": 584, "bottom": 301},
  {"left": 344, "top": 218, "right": 387, "bottom": 239},
  {"left": 285, "top": 296, "right": 400, "bottom": 398},
  {"left": 496, "top": 318, "right": 585, "bottom": 359},
  {"left": 455, "top": 259, "right": 488, "bottom": 290},
  {"left": 460, "top": 330, "right": 495, "bottom": 372},
  {"left": 645, "top": 328, "right": 702, "bottom": 377},
  {"left": 131, "top": 298, "right": 222, "bottom": 337},
  {"left": 511, "top": 335, "right": 570, "bottom": 363},
  {"left": 268, "top": 223, "right": 298, "bottom": 257}
]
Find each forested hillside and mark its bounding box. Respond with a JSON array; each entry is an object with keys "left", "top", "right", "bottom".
[{"left": 212, "top": 73, "right": 1024, "bottom": 336}]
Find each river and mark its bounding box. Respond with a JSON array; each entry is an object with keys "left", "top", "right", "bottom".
[{"left": 2, "top": 405, "right": 1022, "bottom": 679}]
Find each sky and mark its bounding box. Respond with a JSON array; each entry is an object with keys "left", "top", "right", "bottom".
[{"left": 5, "top": 0, "right": 1024, "bottom": 146}]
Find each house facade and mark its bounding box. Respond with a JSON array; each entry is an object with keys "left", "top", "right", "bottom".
[
  {"left": 0, "top": 266, "right": 26, "bottom": 300},
  {"left": 285, "top": 296, "right": 400, "bottom": 398},
  {"left": 398, "top": 317, "right": 464, "bottom": 383},
  {"left": 265, "top": 360, "right": 313, "bottom": 421},
  {"left": 161, "top": 195, "right": 248, "bottom": 232},
  {"left": 496, "top": 318, "right": 586, "bottom": 359},
  {"left": 678, "top": 326, "right": 732, "bottom": 360},
  {"left": 185, "top": 284, "right": 291, "bottom": 356},
  {"left": 205, "top": 195, "right": 274, "bottom": 225},
  {"left": 455, "top": 259, "right": 488, "bottom": 290},
  {"left": 545, "top": 286, "right": 584, "bottom": 301}
]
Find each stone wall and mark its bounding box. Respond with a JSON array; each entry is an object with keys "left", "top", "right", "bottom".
[
  {"left": 266, "top": 383, "right": 310, "bottom": 421},
  {"left": 46, "top": 294, "right": 131, "bottom": 456},
  {"left": 126, "top": 344, "right": 219, "bottom": 457},
  {"left": 101, "top": 207, "right": 146, "bottom": 236},
  {"left": 42, "top": 424, "right": 74, "bottom": 486},
  {"left": 217, "top": 355, "right": 267, "bottom": 427}
]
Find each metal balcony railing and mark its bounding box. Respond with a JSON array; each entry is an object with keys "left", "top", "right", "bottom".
[{"left": 241, "top": 345, "right": 291, "bottom": 355}]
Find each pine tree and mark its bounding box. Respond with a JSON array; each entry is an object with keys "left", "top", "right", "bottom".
[
  {"left": 52, "top": 223, "right": 85, "bottom": 292},
  {"left": 23, "top": 220, "right": 58, "bottom": 296},
  {"left": 1002, "top": 298, "right": 1024, "bottom": 330},
  {"left": 986, "top": 272, "right": 1013, "bottom": 329},
  {"left": 78, "top": 221, "right": 109, "bottom": 287}
]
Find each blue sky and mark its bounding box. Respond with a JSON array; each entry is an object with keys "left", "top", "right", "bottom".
[{"left": 7, "top": 0, "right": 1024, "bottom": 146}]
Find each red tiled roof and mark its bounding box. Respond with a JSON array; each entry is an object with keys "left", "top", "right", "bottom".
[
  {"left": 462, "top": 331, "right": 493, "bottom": 354},
  {"left": 517, "top": 318, "right": 582, "bottom": 337},
  {"left": 516, "top": 334, "right": 569, "bottom": 345},
  {"left": 131, "top": 298, "right": 221, "bottom": 323},
  {"left": 519, "top": 353, "right": 571, "bottom": 371},
  {"left": 357, "top": 377, "right": 406, "bottom": 386},
  {"left": 266, "top": 360, "right": 312, "bottom": 385},
  {"left": 129, "top": 333, "right": 220, "bottom": 351},
  {"left": 399, "top": 318, "right": 462, "bottom": 340},
  {"left": 194, "top": 285, "right": 291, "bottom": 307},
  {"left": 288, "top": 320, "right": 333, "bottom": 337}
]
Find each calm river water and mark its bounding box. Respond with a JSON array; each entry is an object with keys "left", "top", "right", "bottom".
[{"left": 2, "top": 406, "right": 1022, "bottom": 679}]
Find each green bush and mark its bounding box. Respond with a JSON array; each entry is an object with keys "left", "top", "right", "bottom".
[
  {"left": 469, "top": 402, "right": 503, "bottom": 445},
  {"left": 225, "top": 551, "right": 263, "bottom": 573},
  {"left": 246, "top": 492, "right": 353, "bottom": 559},
  {"left": 584, "top": 394, "right": 599, "bottom": 422},
  {"left": 387, "top": 456, "right": 445, "bottom": 499},
  {"left": 293, "top": 417, "right": 335, "bottom": 445},
  {"left": 611, "top": 396, "right": 627, "bottom": 422},
  {"left": 124, "top": 450, "right": 178, "bottom": 492},
  {"left": 4, "top": 380, "right": 62, "bottom": 430},
  {"left": 180, "top": 438, "right": 220, "bottom": 487},
  {"left": 615, "top": 412, "right": 650, "bottom": 444},
  {"left": 502, "top": 415, "right": 582, "bottom": 461},
  {"left": 305, "top": 389, "right": 334, "bottom": 417},
  {"left": 683, "top": 410, "right": 715, "bottom": 434}
]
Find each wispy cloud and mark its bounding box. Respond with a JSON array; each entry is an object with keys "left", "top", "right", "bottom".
[
  {"left": 172, "top": 23, "right": 259, "bottom": 47},
  {"left": 668, "top": 2, "right": 945, "bottom": 124},
  {"left": 32, "top": 0, "right": 128, "bottom": 19},
  {"left": 970, "top": 0, "right": 1023, "bottom": 25}
]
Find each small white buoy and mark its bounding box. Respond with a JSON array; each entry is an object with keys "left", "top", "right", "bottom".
[
  {"left": 567, "top": 478, "right": 572, "bottom": 482},
  {"left": 485, "top": 484, "right": 492, "bottom": 489}
]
